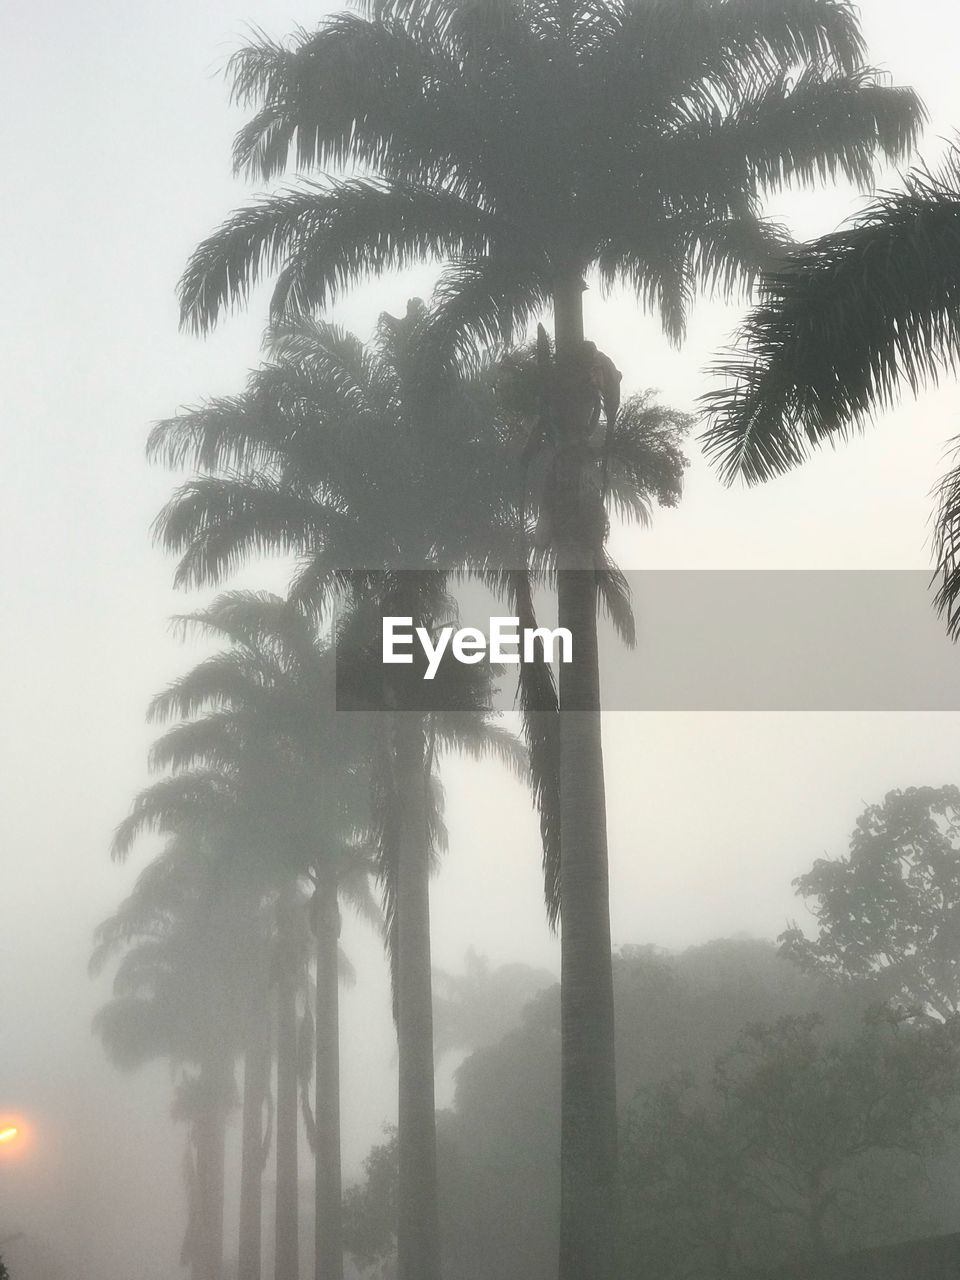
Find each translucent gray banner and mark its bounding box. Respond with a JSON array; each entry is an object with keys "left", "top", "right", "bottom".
[{"left": 334, "top": 571, "right": 960, "bottom": 712}]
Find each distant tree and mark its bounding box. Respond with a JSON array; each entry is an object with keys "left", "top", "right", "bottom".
[
  {"left": 781, "top": 786, "right": 960, "bottom": 1019},
  {"left": 718, "top": 1010, "right": 960, "bottom": 1254},
  {"left": 153, "top": 309, "right": 544, "bottom": 1280},
  {"left": 621, "top": 1074, "right": 757, "bottom": 1280},
  {"left": 108, "top": 742, "right": 315, "bottom": 1280},
  {"left": 623, "top": 1009, "right": 960, "bottom": 1278},
  {"left": 92, "top": 836, "right": 246, "bottom": 1280},
  {"left": 0, "top": 1254, "right": 9, "bottom": 1280},
  {"left": 343, "top": 1129, "right": 400, "bottom": 1279},
  {"left": 347, "top": 939, "right": 871, "bottom": 1280},
  {"left": 432, "top": 951, "right": 554, "bottom": 1059},
  {"left": 148, "top": 591, "right": 380, "bottom": 1280}
]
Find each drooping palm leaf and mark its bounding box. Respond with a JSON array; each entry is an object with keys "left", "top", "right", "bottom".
[{"left": 702, "top": 152, "right": 960, "bottom": 486}]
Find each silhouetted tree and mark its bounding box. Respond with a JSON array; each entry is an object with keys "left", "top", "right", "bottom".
[
  {"left": 346, "top": 939, "right": 884, "bottom": 1280},
  {"left": 148, "top": 592, "right": 380, "bottom": 1280},
  {"left": 624, "top": 1009, "right": 960, "bottom": 1276},
  {"left": 177, "top": 7, "right": 921, "bottom": 1269},
  {"left": 152, "top": 312, "right": 530, "bottom": 1280},
  {"left": 432, "top": 951, "right": 554, "bottom": 1059},
  {"left": 92, "top": 837, "right": 246, "bottom": 1280},
  {"left": 781, "top": 786, "right": 960, "bottom": 1019}
]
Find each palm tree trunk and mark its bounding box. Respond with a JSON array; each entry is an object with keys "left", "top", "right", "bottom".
[
  {"left": 196, "top": 1045, "right": 229, "bottom": 1280},
  {"left": 395, "top": 712, "right": 441, "bottom": 1280},
  {"left": 240, "top": 973, "right": 271, "bottom": 1280},
  {"left": 275, "top": 889, "right": 300, "bottom": 1280},
  {"left": 553, "top": 274, "right": 619, "bottom": 1280},
  {"left": 314, "top": 871, "right": 344, "bottom": 1280}
]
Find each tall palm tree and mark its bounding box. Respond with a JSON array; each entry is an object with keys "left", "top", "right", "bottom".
[
  {"left": 700, "top": 146, "right": 960, "bottom": 636},
  {"left": 112, "top": 756, "right": 331, "bottom": 1280},
  {"left": 92, "top": 837, "right": 247, "bottom": 1280},
  {"left": 174, "top": 6, "right": 921, "bottom": 1272},
  {"left": 108, "top": 764, "right": 284, "bottom": 1280},
  {"left": 150, "top": 591, "right": 381, "bottom": 1280},
  {"left": 152, "top": 315, "right": 533, "bottom": 1280}
]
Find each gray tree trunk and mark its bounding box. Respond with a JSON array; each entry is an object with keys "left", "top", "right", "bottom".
[
  {"left": 195, "top": 1045, "right": 229, "bottom": 1280},
  {"left": 315, "top": 873, "right": 344, "bottom": 1280},
  {"left": 395, "top": 712, "right": 441, "bottom": 1280},
  {"left": 275, "top": 891, "right": 300, "bottom": 1280},
  {"left": 239, "top": 974, "right": 271, "bottom": 1280},
  {"left": 553, "top": 274, "right": 619, "bottom": 1280}
]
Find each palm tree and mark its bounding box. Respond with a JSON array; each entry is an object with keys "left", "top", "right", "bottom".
[
  {"left": 150, "top": 590, "right": 380, "bottom": 1280},
  {"left": 174, "top": 6, "right": 921, "bottom": 1271},
  {"left": 700, "top": 146, "right": 960, "bottom": 636},
  {"left": 108, "top": 763, "right": 281, "bottom": 1280},
  {"left": 92, "top": 837, "right": 247, "bottom": 1280},
  {"left": 111, "top": 757, "right": 328, "bottom": 1280},
  {"left": 152, "top": 314, "right": 534, "bottom": 1280}
]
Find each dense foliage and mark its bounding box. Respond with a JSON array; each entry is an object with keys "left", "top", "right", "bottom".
[{"left": 344, "top": 939, "right": 960, "bottom": 1280}]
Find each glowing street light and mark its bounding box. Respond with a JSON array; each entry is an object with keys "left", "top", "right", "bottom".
[{"left": 0, "top": 1119, "right": 27, "bottom": 1159}]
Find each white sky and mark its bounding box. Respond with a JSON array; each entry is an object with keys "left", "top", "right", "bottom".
[{"left": 5, "top": 1, "right": 960, "bottom": 1276}]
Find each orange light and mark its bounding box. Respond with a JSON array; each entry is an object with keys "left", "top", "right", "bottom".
[{"left": 0, "top": 1117, "right": 27, "bottom": 1159}]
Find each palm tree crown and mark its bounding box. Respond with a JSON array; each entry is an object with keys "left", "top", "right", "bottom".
[{"left": 179, "top": 0, "right": 923, "bottom": 361}]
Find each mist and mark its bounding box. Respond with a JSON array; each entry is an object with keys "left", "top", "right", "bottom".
[{"left": 6, "top": 2, "right": 960, "bottom": 1279}]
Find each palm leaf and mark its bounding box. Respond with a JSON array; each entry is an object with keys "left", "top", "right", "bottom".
[
  {"left": 179, "top": 179, "right": 495, "bottom": 332},
  {"left": 702, "top": 152, "right": 960, "bottom": 485}
]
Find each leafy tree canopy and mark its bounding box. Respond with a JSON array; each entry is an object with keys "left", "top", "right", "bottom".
[
  {"left": 624, "top": 1008, "right": 960, "bottom": 1277},
  {"left": 781, "top": 786, "right": 960, "bottom": 1019}
]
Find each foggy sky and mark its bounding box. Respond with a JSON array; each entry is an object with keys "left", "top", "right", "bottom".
[{"left": 5, "top": 1, "right": 960, "bottom": 1276}]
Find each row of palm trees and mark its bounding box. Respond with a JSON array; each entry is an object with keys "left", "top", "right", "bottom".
[
  {"left": 95, "top": 0, "right": 935, "bottom": 1276},
  {"left": 95, "top": 596, "right": 374, "bottom": 1280},
  {"left": 97, "top": 307, "right": 684, "bottom": 1279}
]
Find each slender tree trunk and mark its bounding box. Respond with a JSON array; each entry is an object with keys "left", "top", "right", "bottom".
[
  {"left": 275, "top": 890, "right": 300, "bottom": 1280},
  {"left": 808, "top": 1173, "right": 830, "bottom": 1259},
  {"left": 239, "top": 973, "right": 271, "bottom": 1280},
  {"left": 395, "top": 711, "right": 441, "bottom": 1280},
  {"left": 553, "top": 274, "right": 619, "bottom": 1280},
  {"left": 195, "top": 1046, "right": 229, "bottom": 1280},
  {"left": 314, "top": 871, "right": 344, "bottom": 1280}
]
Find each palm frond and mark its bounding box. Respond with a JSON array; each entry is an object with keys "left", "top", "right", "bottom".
[
  {"left": 147, "top": 395, "right": 287, "bottom": 475},
  {"left": 154, "top": 477, "right": 341, "bottom": 589},
  {"left": 620, "top": 0, "right": 869, "bottom": 110},
  {"left": 685, "top": 213, "right": 793, "bottom": 301},
  {"left": 498, "top": 566, "right": 561, "bottom": 927},
  {"left": 605, "top": 393, "right": 691, "bottom": 524},
  {"left": 229, "top": 15, "right": 487, "bottom": 190},
  {"left": 179, "top": 179, "right": 495, "bottom": 333},
  {"left": 147, "top": 716, "right": 248, "bottom": 775},
  {"left": 112, "top": 772, "right": 235, "bottom": 862},
  {"left": 148, "top": 655, "right": 264, "bottom": 725},
  {"left": 433, "top": 716, "right": 529, "bottom": 779},
  {"left": 418, "top": 253, "right": 550, "bottom": 376},
  {"left": 596, "top": 559, "right": 635, "bottom": 648},
  {"left": 933, "top": 440, "right": 960, "bottom": 641},
  {"left": 696, "top": 67, "right": 923, "bottom": 194},
  {"left": 171, "top": 590, "right": 316, "bottom": 664},
  {"left": 701, "top": 152, "right": 960, "bottom": 484}
]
